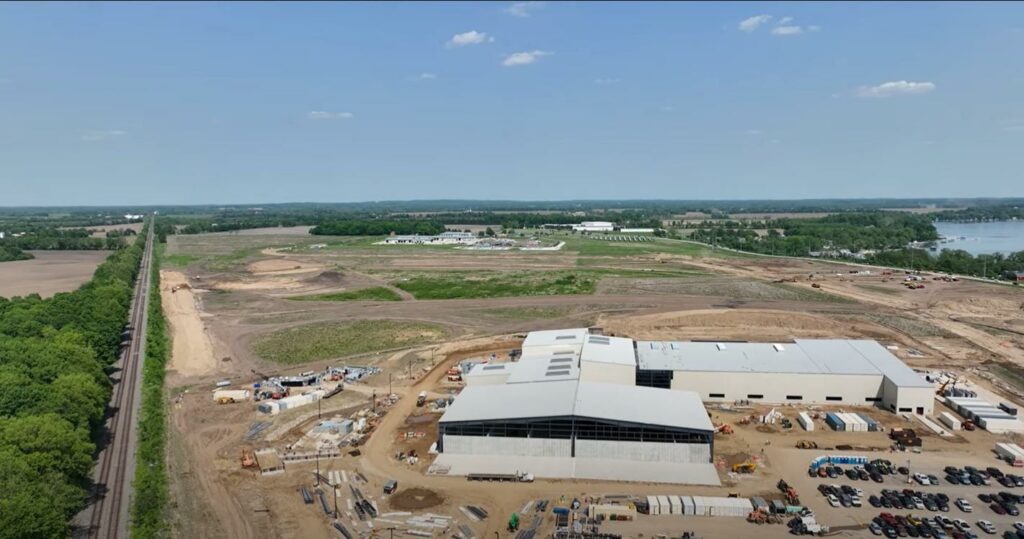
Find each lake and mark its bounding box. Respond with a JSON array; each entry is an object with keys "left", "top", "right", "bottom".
[{"left": 933, "top": 220, "right": 1024, "bottom": 256}]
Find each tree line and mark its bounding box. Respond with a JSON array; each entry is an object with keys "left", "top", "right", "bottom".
[
  {"left": 311, "top": 220, "right": 446, "bottom": 236},
  {"left": 0, "top": 226, "right": 145, "bottom": 538}
]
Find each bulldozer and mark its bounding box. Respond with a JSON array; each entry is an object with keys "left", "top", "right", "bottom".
[
  {"left": 795, "top": 440, "right": 818, "bottom": 449},
  {"left": 240, "top": 448, "right": 256, "bottom": 469},
  {"left": 732, "top": 461, "right": 757, "bottom": 474}
]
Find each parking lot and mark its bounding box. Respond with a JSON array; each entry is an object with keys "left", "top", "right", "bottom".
[{"left": 791, "top": 451, "right": 1024, "bottom": 536}]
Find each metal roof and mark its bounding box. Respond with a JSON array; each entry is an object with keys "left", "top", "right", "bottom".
[
  {"left": 579, "top": 335, "right": 637, "bottom": 367},
  {"left": 521, "top": 328, "right": 589, "bottom": 350},
  {"left": 440, "top": 380, "right": 712, "bottom": 432},
  {"left": 636, "top": 338, "right": 931, "bottom": 388},
  {"left": 505, "top": 354, "right": 580, "bottom": 384},
  {"left": 439, "top": 380, "right": 580, "bottom": 423}
]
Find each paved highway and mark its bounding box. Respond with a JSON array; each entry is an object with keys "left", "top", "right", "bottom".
[{"left": 75, "top": 222, "right": 154, "bottom": 538}]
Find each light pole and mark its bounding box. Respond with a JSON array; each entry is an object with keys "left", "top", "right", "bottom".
[
  {"left": 389, "top": 373, "right": 392, "bottom": 396},
  {"left": 315, "top": 450, "right": 321, "bottom": 487},
  {"left": 333, "top": 483, "right": 339, "bottom": 518}
]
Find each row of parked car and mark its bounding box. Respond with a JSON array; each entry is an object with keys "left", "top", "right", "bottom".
[
  {"left": 868, "top": 511, "right": 1009, "bottom": 538},
  {"left": 944, "top": 467, "right": 1024, "bottom": 489},
  {"left": 810, "top": 459, "right": 903, "bottom": 482},
  {"left": 869, "top": 488, "right": 953, "bottom": 512}
]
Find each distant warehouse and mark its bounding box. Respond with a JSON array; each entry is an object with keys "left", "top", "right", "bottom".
[{"left": 635, "top": 339, "right": 934, "bottom": 415}]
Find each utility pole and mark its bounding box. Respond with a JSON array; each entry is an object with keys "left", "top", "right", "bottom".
[
  {"left": 389, "top": 373, "right": 392, "bottom": 396},
  {"left": 318, "top": 396, "right": 322, "bottom": 419},
  {"left": 408, "top": 358, "right": 412, "bottom": 381},
  {"left": 334, "top": 483, "right": 339, "bottom": 518},
  {"left": 315, "top": 451, "right": 321, "bottom": 487},
  {"left": 387, "top": 528, "right": 396, "bottom": 539}
]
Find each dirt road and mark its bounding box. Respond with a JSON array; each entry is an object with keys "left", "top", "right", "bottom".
[{"left": 162, "top": 271, "right": 220, "bottom": 379}]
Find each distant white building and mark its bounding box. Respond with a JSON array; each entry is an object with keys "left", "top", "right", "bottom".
[
  {"left": 124, "top": 213, "right": 144, "bottom": 221},
  {"left": 378, "top": 231, "right": 478, "bottom": 245},
  {"left": 572, "top": 221, "right": 615, "bottom": 232}
]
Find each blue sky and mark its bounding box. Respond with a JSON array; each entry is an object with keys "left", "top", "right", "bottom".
[{"left": 1, "top": 1, "right": 1022, "bottom": 205}]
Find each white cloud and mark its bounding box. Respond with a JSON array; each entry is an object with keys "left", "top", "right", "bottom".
[
  {"left": 307, "top": 111, "right": 354, "bottom": 120},
  {"left": 745, "top": 129, "right": 762, "bottom": 136},
  {"left": 739, "top": 15, "right": 772, "bottom": 32},
  {"left": 410, "top": 73, "right": 437, "bottom": 81},
  {"left": 855, "top": 81, "right": 936, "bottom": 98},
  {"left": 82, "top": 130, "right": 126, "bottom": 141},
  {"left": 593, "top": 77, "right": 621, "bottom": 85},
  {"left": 447, "top": 30, "right": 494, "bottom": 48},
  {"left": 772, "top": 25, "right": 804, "bottom": 35},
  {"left": 502, "top": 50, "right": 551, "bottom": 67},
  {"left": 777, "top": 16, "right": 793, "bottom": 25},
  {"left": 505, "top": 1, "right": 544, "bottom": 17}
]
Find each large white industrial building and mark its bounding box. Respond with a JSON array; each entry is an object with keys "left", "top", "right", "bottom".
[
  {"left": 439, "top": 328, "right": 935, "bottom": 484},
  {"left": 636, "top": 339, "right": 935, "bottom": 416},
  {"left": 437, "top": 329, "right": 719, "bottom": 485}
]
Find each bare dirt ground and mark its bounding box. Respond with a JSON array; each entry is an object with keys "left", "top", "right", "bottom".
[
  {"left": 162, "top": 232, "right": 1024, "bottom": 539},
  {"left": 162, "top": 270, "right": 222, "bottom": 381},
  {"left": 0, "top": 250, "right": 109, "bottom": 298}
]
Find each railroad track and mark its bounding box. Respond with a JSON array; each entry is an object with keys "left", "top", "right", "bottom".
[{"left": 82, "top": 223, "right": 155, "bottom": 538}]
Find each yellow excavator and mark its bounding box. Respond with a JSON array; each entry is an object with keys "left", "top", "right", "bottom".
[{"left": 732, "top": 461, "right": 757, "bottom": 474}]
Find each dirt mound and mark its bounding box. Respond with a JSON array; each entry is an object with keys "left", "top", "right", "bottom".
[
  {"left": 305, "top": 270, "right": 345, "bottom": 285},
  {"left": 935, "top": 297, "right": 1024, "bottom": 317},
  {"left": 388, "top": 487, "right": 444, "bottom": 511}
]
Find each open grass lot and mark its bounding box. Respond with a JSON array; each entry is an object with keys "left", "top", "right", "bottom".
[
  {"left": 392, "top": 271, "right": 596, "bottom": 299},
  {"left": 253, "top": 320, "right": 447, "bottom": 364},
  {"left": 287, "top": 286, "right": 403, "bottom": 302}
]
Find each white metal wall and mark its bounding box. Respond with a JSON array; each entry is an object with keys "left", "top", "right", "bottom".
[
  {"left": 579, "top": 362, "right": 635, "bottom": 386},
  {"left": 670, "top": 371, "right": 884, "bottom": 406},
  {"left": 882, "top": 380, "right": 933, "bottom": 415},
  {"left": 575, "top": 439, "right": 711, "bottom": 463},
  {"left": 442, "top": 435, "right": 571, "bottom": 457}
]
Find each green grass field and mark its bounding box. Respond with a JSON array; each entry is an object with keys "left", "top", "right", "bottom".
[
  {"left": 253, "top": 320, "right": 447, "bottom": 364},
  {"left": 287, "top": 286, "right": 403, "bottom": 302},
  {"left": 392, "top": 271, "right": 596, "bottom": 299},
  {"left": 161, "top": 254, "right": 199, "bottom": 267}
]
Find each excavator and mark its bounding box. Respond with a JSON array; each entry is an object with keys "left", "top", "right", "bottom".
[
  {"left": 732, "top": 461, "right": 757, "bottom": 474},
  {"left": 714, "top": 424, "right": 734, "bottom": 435}
]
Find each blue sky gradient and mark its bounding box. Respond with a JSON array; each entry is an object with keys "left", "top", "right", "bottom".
[{"left": 1, "top": 2, "right": 1022, "bottom": 205}]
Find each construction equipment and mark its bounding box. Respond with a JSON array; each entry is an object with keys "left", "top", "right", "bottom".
[
  {"left": 777, "top": 479, "right": 800, "bottom": 505},
  {"left": 714, "top": 423, "right": 734, "bottom": 435},
  {"left": 508, "top": 513, "right": 520, "bottom": 532},
  {"left": 732, "top": 462, "right": 757, "bottom": 474},
  {"left": 795, "top": 440, "right": 818, "bottom": 449},
  {"left": 416, "top": 391, "right": 427, "bottom": 407},
  {"left": 240, "top": 448, "right": 256, "bottom": 468}
]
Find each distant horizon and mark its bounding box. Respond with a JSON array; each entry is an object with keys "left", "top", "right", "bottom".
[{"left": 1, "top": 196, "right": 1022, "bottom": 212}]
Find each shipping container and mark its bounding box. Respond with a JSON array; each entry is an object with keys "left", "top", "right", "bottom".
[
  {"left": 858, "top": 413, "right": 879, "bottom": 432},
  {"left": 1000, "top": 402, "right": 1019, "bottom": 416},
  {"left": 751, "top": 497, "right": 768, "bottom": 512},
  {"left": 682, "top": 496, "right": 695, "bottom": 516},
  {"left": 825, "top": 412, "right": 845, "bottom": 431},
  {"left": 668, "top": 495, "right": 682, "bottom": 515},
  {"left": 995, "top": 443, "right": 1024, "bottom": 466},
  {"left": 645, "top": 496, "right": 658, "bottom": 516},
  {"left": 938, "top": 412, "right": 961, "bottom": 431},
  {"left": 798, "top": 412, "right": 814, "bottom": 432},
  {"left": 656, "top": 496, "right": 670, "bottom": 516}
]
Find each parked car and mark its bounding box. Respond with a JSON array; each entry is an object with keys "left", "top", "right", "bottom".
[
  {"left": 957, "top": 498, "right": 974, "bottom": 513},
  {"left": 977, "top": 520, "right": 997, "bottom": 535}
]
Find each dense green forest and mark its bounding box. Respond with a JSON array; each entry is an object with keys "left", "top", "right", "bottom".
[
  {"left": 0, "top": 227, "right": 145, "bottom": 538},
  {"left": 689, "top": 213, "right": 940, "bottom": 256},
  {"left": 934, "top": 205, "right": 1024, "bottom": 222},
  {"left": 865, "top": 248, "right": 1024, "bottom": 279},
  {"left": 311, "top": 220, "right": 446, "bottom": 236}
]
